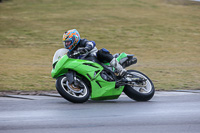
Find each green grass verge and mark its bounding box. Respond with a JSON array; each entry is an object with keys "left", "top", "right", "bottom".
[{"left": 0, "top": 0, "right": 200, "bottom": 91}]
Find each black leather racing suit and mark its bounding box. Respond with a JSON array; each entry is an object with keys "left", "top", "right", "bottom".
[{"left": 68, "top": 39, "right": 113, "bottom": 63}]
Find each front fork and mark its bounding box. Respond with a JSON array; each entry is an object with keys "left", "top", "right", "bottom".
[{"left": 65, "top": 70, "right": 84, "bottom": 89}]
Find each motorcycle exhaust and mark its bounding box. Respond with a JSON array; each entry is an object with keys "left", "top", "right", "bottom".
[{"left": 122, "top": 57, "right": 137, "bottom": 68}]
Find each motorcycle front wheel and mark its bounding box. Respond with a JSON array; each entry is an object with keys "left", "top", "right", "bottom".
[
  {"left": 56, "top": 75, "right": 90, "bottom": 103},
  {"left": 123, "top": 70, "right": 155, "bottom": 101}
]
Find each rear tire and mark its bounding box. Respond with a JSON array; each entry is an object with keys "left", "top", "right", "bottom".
[
  {"left": 56, "top": 75, "right": 90, "bottom": 103},
  {"left": 123, "top": 70, "right": 155, "bottom": 101}
]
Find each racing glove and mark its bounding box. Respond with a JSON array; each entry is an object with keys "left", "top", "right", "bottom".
[{"left": 78, "top": 47, "right": 89, "bottom": 54}]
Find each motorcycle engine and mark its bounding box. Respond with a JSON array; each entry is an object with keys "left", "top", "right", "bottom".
[{"left": 100, "top": 71, "right": 114, "bottom": 81}]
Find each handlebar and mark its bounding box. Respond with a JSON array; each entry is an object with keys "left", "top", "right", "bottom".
[{"left": 70, "top": 51, "right": 90, "bottom": 59}]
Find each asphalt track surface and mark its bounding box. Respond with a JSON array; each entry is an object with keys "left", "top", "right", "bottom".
[{"left": 0, "top": 90, "right": 200, "bottom": 133}]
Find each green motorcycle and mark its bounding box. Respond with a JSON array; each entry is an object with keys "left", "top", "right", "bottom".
[{"left": 51, "top": 48, "right": 155, "bottom": 103}]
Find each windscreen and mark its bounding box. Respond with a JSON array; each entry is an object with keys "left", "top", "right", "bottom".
[{"left": 52, "top": 48, "right": 68, "bottom": 64}]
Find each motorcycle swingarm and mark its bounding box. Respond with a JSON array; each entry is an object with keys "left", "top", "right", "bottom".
[{"left": 116, "top": 75, "right": 147, "bottom": 87}]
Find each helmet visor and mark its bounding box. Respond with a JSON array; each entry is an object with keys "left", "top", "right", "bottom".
[{"left": 63, "top": 40, "right": 72, "bottom": 49}]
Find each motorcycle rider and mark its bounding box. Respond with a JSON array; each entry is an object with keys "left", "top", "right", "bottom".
[{"left": 62, "top": 29, "right": 126, "bottom": 76}]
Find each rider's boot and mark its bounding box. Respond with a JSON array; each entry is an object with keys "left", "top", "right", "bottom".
[{"left": 110, "top": 58, "right": 127, "bottom": 77}]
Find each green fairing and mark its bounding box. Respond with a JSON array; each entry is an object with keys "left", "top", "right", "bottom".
[
  {"left": 102, "top": 52, "right": 128, "bottom": 71},
  {"left": 116, "top": 52, "right": 128, "bottom": 62},
  {"left": 51, "top": 55, "right": 124, "bottom": 100},
  {"left": 90, "top": 78, "right": 124, "bottom": 100}
]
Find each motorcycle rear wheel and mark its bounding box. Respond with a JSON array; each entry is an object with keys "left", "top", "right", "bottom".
[
  {"left": 56, "top": 75, "right": 90, "bottom": 103},
  {"left": 123, "top": 70, "right": 155, "bottom": 101}
]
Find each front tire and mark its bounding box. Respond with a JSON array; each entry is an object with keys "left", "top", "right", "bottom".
[
  {"left": 56, "top": 75, "right": 90, "bottom": 103},
  {"left": 123, "top": 70, "right": 155, "bottom": 101}
]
